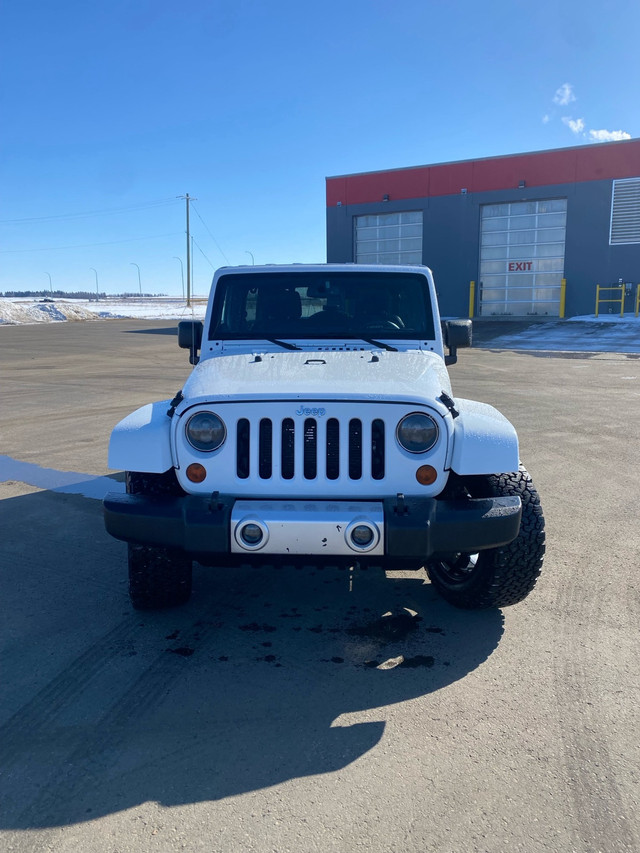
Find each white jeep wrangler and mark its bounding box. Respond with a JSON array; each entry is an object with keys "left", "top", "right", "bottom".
[{"left": 104, "top": 264, "right": 545, "bottom": 610}]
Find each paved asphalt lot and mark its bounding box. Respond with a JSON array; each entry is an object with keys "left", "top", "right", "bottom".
[{"left": 1, "top": 320, "right": 639, "bottom": 853}]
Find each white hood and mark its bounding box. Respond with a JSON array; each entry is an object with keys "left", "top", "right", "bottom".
[{"left": 181, "top": 349, "right": 452, "bottom": 406}]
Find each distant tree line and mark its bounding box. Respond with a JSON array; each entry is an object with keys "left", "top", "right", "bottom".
[{"left": 1, "top": 290, "right": 165, "bottom": 298}]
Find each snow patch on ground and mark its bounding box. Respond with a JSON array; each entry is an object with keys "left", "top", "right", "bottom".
[
  {"left": 569, "top": 313, "right": 640, "bottom": 324},
  {"left": 475, "top": 315, "right": 640, "bottom": 353},
  {"left": 84, "top": 299, "right": 206, "bottom": 321}
]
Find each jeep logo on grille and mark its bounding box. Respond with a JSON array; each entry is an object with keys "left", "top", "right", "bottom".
[{"left": 296, "top": 406, "right": 326, "bottom": 417}]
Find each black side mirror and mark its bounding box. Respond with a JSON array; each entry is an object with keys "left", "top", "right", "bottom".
[
  {"left": 442, "top": 319, "right": 472, "bottom": 366},
  {"left": 178, "top": 320, "right": 203, "bottom": 365}
]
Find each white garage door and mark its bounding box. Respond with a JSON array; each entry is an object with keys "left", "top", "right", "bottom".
[
  {"left": 355, "top": 211, "right": 423, "bottom": 265},
  {"left": 479, "top": 199, "right": 567, "bottom": 316}
]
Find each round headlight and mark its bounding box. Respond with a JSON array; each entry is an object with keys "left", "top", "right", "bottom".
[
  {"left": 185, "top": 412, "right": 226, "bottom": 452},
  {"left": 396, "top": 413, "right": 438, "bottom": 453}
]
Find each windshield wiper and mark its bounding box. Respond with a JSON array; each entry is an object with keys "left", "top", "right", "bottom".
[
  {"left": 358, "top": 338, "right": 398, "bottom": 352},
  {"left": 264, "top": 337, "right": 302, "bottom": 351}
]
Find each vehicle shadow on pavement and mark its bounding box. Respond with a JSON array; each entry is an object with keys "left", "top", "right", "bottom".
[
  {"left": 0, "top": 488, "right": 504, "bottom": 829},
  {"left": 122, "top": 326, "right": 178, "bottom": 335}
]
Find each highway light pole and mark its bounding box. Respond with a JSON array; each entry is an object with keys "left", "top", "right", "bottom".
[
  {"left": 44, "top": 272, "right": 53, "bottom": 293},
  {"left": 173, "top": 256, "right": 185, "bottom": 300},
  {"left": 130, "top": 262, "right": 142, "bottom": 295},
  {"left": 245, "top": 251, "right": 255, "bottom": 265},
  {"left": 90, "top": 268, "right": 99, "bottom": 301}
]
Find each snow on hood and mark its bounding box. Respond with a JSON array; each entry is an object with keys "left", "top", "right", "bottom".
[{"left": 181, "top": 349, "right": 452, "bottom": 406}]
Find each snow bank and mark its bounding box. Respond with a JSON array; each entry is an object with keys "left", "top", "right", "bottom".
[
  {"left": 0, "top": 299, "right": 102, "bottom": 325},
  {"left": 0, "top": 297, "right": 206, "bottom": 326}
]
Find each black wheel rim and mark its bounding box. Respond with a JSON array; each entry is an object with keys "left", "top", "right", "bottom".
[{"left": 431, "top": 553, "right": 479, "bottom": 585}]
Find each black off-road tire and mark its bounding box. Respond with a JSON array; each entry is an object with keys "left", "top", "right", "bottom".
[
  {"left": 126, "top": 471, "right": 192, "bottom": 610},
  {"left": 426, "top": 465, "right": 545, "bottom": 609}
]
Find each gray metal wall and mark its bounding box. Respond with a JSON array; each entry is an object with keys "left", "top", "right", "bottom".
[{"left": 326, "top": 179, "right": 640, "bottom": 318}]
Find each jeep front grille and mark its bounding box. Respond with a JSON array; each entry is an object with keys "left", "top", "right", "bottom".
[{"left": 236, "top": 416, "right": 385, "bottom": 481}]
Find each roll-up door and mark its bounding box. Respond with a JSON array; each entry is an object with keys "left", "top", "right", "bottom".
[
  {"left": 355, "top": 211, "right": 423, "bottom": 265},
  {"left": 479, "top": 199, "right": 567, "bottom": 316}
]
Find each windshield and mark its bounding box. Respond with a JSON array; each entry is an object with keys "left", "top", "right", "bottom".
[{"left": 209, "top": 271, "right": 434, "bottom": 341}]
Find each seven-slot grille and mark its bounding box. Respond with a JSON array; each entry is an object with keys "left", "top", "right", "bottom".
[{"left": 236, "top": 416, "right": 385, "bottom": 481}]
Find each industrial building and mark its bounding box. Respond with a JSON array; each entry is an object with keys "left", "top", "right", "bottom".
[{"left": 326, "top": 138, "right": 640, "bottom": 318}]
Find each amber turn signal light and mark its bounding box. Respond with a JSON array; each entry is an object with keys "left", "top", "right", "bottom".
[
  {"left": 416, "top": 465, "right": 437, "bottom": 486},
  {"left": 186, "top": 463, "right": 207, "bottom": 483}
]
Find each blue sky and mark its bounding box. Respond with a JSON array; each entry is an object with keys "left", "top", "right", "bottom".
[{"left": 1, "top": 0, "right": 638, "bottom": 296}]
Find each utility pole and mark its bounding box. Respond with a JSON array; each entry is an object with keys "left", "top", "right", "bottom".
[{"left": 178, "top": 193, "right": 196, "bottom": 306}]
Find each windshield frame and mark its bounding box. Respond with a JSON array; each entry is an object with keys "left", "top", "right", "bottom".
[{"left": 207, "top": 270, "right": 435, "bottom": 342}]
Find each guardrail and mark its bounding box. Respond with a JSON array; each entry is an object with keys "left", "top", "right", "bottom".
[{"left": 595, "top": 284, "right": 625, "bottom": 318}]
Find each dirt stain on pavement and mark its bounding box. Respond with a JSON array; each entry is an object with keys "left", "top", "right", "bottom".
[{"left": 345, "top": 610, "right": 422, "bottom": 642}]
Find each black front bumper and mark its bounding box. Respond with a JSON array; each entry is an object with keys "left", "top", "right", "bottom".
[{"left": 103, "top": 492, "right": 522, "bottom": 567}]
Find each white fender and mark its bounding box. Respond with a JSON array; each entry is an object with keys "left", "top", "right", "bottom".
[
  {"left": 450, "top": 398, "right": 519, "bottom": 475},
  {"left": 108, "top": 401, "right": 173, "bottom": 473}
]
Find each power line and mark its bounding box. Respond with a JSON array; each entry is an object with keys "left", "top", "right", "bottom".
[
  {"left": 191, "top": 235, "right": 216, "bottom": 269},
  {"left": 0, "top": 232, "right": 183, "bottom": 254},
  {"left": 0, "top": 198, "right": 180, "bottom": 225},
  {"left": 190, "top": 202, "right": 230, "bottom": 263}
]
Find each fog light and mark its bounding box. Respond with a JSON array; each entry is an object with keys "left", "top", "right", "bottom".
[
  {"left": 186, "top": 463, "right": 207, "bottom": 483},
  {"left": 351, "top": 524, "right": 374, "bottom": 547},
  {"left": 241, "top": 523, "right": 263, "bottom": 546},
  {"left": 345, "top": 519, "right": 379, "bottom": 552},
  {"left": 416, "top": 465, "right": 437, "bottom": 485},
  {"left": 234, "top": 518, "right": 269, "bottom": 551}
]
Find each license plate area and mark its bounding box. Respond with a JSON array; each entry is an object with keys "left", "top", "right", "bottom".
[{"left": 230, "top": 500, "right": 384, "bottom": 556}]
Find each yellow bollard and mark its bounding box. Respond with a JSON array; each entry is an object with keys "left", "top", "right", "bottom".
[
  {"left": 468, "top": 280, "right": 476, "bottom": 319},
  {"left": 595, "top": 284, "right": 600, "bottom": 318},
  {"left": 559, "top": 278, "right": 566, "bottom": 319}
]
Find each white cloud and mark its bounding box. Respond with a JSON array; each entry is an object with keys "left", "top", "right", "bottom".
[
  {"left": 588, "top": 128, "right": 632, "bottom": 142},
  {"left": 553, "top": 83, "right": 576, "bottom": 106},
  {"left": 562, "top": 117, "right": 585, "bottom": 134},
  {"left": 549, "top": 84, "right": 632, "bottom": 143}
]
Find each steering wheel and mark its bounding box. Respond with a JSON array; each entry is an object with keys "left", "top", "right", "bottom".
[
  {"left": 363, "top": 319, "right": 401, "bottom": 330},
  {"left": 306, "top": 309, "right": 350, "bottom": 326}
]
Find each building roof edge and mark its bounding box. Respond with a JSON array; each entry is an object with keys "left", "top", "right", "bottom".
[{"left": 325, "top": 137, "right": 640, "bottom": 182}]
